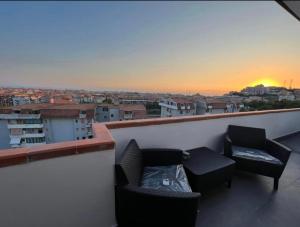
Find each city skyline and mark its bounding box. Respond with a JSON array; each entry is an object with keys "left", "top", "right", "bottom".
[{"left": 0, "top": 1, "right": 299, "bottom": 95}]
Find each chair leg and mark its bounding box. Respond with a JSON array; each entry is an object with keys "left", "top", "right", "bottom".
[
  {"left": 274, "top": 178, "right": 279, "bottom": 191},
  {"left": 227, "top": 179, "right": 232, "bottom": 188}
]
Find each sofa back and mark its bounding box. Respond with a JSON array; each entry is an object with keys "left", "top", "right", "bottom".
[
  {"left": 115, "top": 139, "right": 143, "bottom": 186},
  {"left": 228, "top": 125, "right": 266, "bottom": 149}
]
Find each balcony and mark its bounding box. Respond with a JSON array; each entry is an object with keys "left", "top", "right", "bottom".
[
  {"left": 0, "top": 108, "right": 299, "bottom": 227},
  {"left": 0, "top": 113, "right": 41, "bottom": 120},
  {"left": 10, "top": 133, "right": 45, "bottom": 139},
  {"left": 7, "top": 123, "right": 44, "bottom": 129},
  {"left": 22, "top": 133, "right": 45, "bottom": 138}
]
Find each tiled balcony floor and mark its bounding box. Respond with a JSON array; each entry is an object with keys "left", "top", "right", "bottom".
[{"left": 196, "top": 132, "right": 300, "bottom": 227}]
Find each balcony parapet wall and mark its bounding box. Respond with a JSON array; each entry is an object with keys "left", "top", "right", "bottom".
[
  {"left": 0, "top": 108, "right": 299, "bottom": 168},
  {"left": 0, "top": 124, "right": 115, "bottom": 168}
]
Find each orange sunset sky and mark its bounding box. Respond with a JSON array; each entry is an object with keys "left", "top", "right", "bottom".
[{"left": 0, "top": 1, "right": 299, "bottom": 95}]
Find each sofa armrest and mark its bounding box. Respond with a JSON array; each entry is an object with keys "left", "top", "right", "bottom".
[
  {"left": 224, "top": 135, "right": 233, "bottom": 157},
  {"left": 266, "top": 139, "right": 292, "bottom": 165},
  {"left": 141, "top": 148, "right": 183, "bottom": 166},
  {"left": 116, "top": 185, "right": 200, "bottom": 227}
]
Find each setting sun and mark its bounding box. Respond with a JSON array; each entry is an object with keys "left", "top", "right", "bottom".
[{"left": 249, "top": 78, "right": 281, "bottom": 87}]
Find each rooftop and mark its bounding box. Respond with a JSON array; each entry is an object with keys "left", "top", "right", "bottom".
[
  {"left": 119, "top": 104, "right": 146, "bottom": 112},
  {"left": 0, "top": 104, "right": 97, "bottom": 118},
  {"left": 0, "top": 108, "right": 299, "bottom": 227}
]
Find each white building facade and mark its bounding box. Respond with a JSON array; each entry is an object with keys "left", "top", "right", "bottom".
[
  {"left": 0, "top": 104, "right": 96, "bottom": 149},
  {"left": 159, "top": 98, "right": 196, "bottom": 117}
]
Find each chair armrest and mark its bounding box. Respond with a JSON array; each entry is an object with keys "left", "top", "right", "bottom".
[
  {"left": 224, "top": 135, "right": 233, "bottom": 157},
  {"left": 265, "top": 139, "right": 292, "bottom": 165},
  {"left": 116, "top": 185, "right": 200, "bottom": 227},
  {"left": 141, "top": 148, "right": 183, "bottom": 166}
]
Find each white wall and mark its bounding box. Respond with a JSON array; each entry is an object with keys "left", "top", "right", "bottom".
[
  {"left": 111, "top": 111, "right": 300, "bottom": 159},
  {"left": 0, "top": 149, "right": 116, "bottom": 227},
  {"left": 45, "top": 118, "right": 75, "bottom": 142}
]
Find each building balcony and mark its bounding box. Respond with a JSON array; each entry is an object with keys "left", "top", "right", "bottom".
[
  {"left": 7, "top": 123, "right": 44, "bottom": 129},
  {"left": 0, "top": 113, "right": 41, "bottom": 120},
  {"left": 10, "top": 133, "right": 45, "bottom": 139},
  {"left": 0, "top": 108, "right": 299, "bottom": 227}
]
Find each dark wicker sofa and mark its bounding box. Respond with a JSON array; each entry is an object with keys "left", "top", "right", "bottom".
[
  {"left": 224, "top": 125, "right": 291, "bottom": 190},
  {"left": 115, "top": 139, "right": 201, "bottom": 227}
]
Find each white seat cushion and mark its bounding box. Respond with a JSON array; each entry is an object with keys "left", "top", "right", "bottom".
[
  {"left": 232, "top": 145, "right": 283, "bottom": 165},
  {"left": 141, "top": 164, "right": 192, "bottom": 192}
]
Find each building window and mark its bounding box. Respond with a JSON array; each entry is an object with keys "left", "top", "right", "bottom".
[
  {"left": 75, "top": 119, "right": 78, "bottom": 123},
  {"left": 77, "top": 137, "right": 79, "bottom": 140},
  {"left": 82, "top": 137, "right": 86, "bottom": 139},
  {"left": 110, "top": 114, "right": 114, "bottom": 118},
  {"left": 81, "top": 119, "right": 85, "bottom": 124},
  {"left": 81, "top": 128, "right": 85, "bottom": 131}
]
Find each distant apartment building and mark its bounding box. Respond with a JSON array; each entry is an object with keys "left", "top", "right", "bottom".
[
  {"left": 159, "top": 98, "right": 195, "bottom": 117},
  {"left": 119, "top": 97, "right": 151, "bottom": 105},
  {"left": 195, "top": 100, "right": 207, "bottom": 115},
  {"left": 93, "top": 95, "right": 106, "bottom": 104},
  {"left": 243, "top": 96, "right": 264, "bottom": 103},
  {"left": 267, "top": 86, "right": 286, "bottom": 95},
  {"left": 50, "top": 95, "right": 75, "bottom": 104},
  {"left": 294, "top": 89, "right": 300, "bottom": 101},
  {"left": 0, "top": 95, "right": 13, "bottom": 107},
  {"left": 12, "top": 96, "right": 31, "bottom": 106},
  {"left": 39, "top": 95, "right": 50, "bottom": 104},
  {"left": 0, "top": 104, "right": 96, "bottom": 149},
  {"left": 206, "top": 99, "right": 243, "bottom": 114},
  {"left": 95, "top": 104, "right": 147, "bottom": 122},
  {"left": 80, "top": 95, "right": 94, "bottom": 103},
  {"left": 241, "top": 85, "right": 268, "bottom": 96},
  {"left": 278, "top": 91, "right": 296, "bottom": 101},
  {"left": 95, "top": 105, "right": 120, "bottom": 122},
  {"left": 119, "top": 104, "right": 147, "bottom": 120},
  {"left": 207, "top": 101, "right": 228, "bottom": 114},
  {"left": 0, "top": 108, "right": 45, "bottom": 148}
]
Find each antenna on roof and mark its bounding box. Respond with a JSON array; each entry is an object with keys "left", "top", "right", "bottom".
[
  {"left": 289, "top": 79, "right": 293, "bottom": 89},
  {"left": 283, "top": 80, "right": 286, "bottom": 88}
]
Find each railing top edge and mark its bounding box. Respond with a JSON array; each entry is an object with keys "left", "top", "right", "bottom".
[{"left": 105, "top": 108, "right": 300, "bottom": 129}]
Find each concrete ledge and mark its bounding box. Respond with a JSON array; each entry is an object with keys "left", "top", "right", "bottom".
[
  {"left": 106, "top": 108, "right": 300, "bottom": 129},
  {"left": 0, "top": 124, "right": 115, "bottom": 167}
]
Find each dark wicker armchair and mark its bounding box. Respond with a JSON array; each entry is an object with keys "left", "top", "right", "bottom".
[
  {"left": 224, "top": 125, "right": 291, "bottom": 190},
  {"left": 115, "top": 139, "right": 200, "bottom": 227}
]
